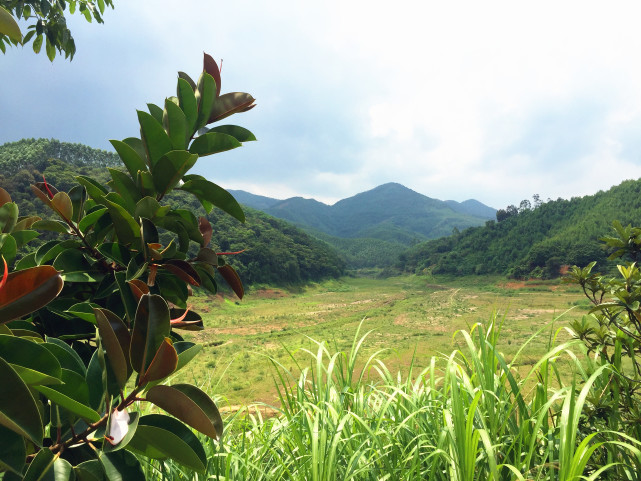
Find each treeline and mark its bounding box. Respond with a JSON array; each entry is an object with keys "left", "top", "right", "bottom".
[
  {"left": 0, "top": 138, "right": 344, "bottom": 286},
  {"left": 400, "top": 180, "right": 641, "bottom": 278}
]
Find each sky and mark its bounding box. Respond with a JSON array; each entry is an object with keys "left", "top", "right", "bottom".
[{"left": 4, "top": 1, "right": 641, "bottom": 209}]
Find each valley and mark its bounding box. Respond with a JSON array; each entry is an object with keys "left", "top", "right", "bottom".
[{"left": 174, "top": 274, "right": 587, "bottom": 407}]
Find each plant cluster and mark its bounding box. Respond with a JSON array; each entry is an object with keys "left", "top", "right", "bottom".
[
  {"left": 0, "top": 53, "right": 255, "bottom": 479},
  {"left": 565, "top": 220, "right": 641, "bottom": 474},
  {"left": 0, "top": 0, "right": 113, "bottom": 60}
]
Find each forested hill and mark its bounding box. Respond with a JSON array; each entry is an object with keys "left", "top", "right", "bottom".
[
  {"left": 399, "top": 179, "right": 641, "bottom": 278},
  {"left": 0, "top": 139, "right": 344, "bottom": 285},
  {"left": 231, "top": 183, "right": 495, "bottom": 244}
]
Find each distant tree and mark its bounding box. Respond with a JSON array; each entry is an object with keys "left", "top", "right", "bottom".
[
  {"left": 519, "top": 199, "right": 531, "bottom": 213},
  {"left": 496, "top": 208, "right": 508, "bottom": 222},
  {"left": 532, "top": 193, "right": 542, "bottom": 208},
  {"left": 506, "top": 204, "right": 518, "bottom": 217},
  {"left": 0, "top": 0, "right": 113, "bottom": 60}
]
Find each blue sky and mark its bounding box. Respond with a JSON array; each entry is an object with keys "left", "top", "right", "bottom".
[{"left": 4, "top": 0, "right": 641, "bottom": 209}]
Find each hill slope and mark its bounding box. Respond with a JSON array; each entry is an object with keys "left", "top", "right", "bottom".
[
  {"left": 0, "top": 138, "right": 344, "bottom": 285},
  {"left": 232, "top": 183, "right": 495, "bottom": 245},
  {"left": 400, "top": 179, "right": 641, "bottom": 278}
]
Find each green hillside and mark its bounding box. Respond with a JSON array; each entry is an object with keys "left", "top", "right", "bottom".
[
  {"left": 0, "top": 138, "right": 344, "bottom": 285},
  {"left": 400, "top": 179, "right": 641, "bottom": 278}
]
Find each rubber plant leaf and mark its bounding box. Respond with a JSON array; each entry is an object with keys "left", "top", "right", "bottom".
[{"left": 0, "top": 265, "right": 63, "bottom": 323}]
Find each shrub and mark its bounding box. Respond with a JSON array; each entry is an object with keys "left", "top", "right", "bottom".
[{"left": 0, "top": 52, "right": 255, "bottom": 479}]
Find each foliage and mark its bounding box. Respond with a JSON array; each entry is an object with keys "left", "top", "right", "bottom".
[
  {"left": 0, "top": 138, "right": 345, "bottom": 285},
  {"left": 565, "top": 220, "right": 641, "bottom": 477},
  {"left": 0, "top": 0, "right": 113, "bottom": 60},
  {"left": 148, "top": 318, "right": 641, "bottom": 480},
  {"left": 0, "top": 53, "right": 257, "bottom": 479},
  {"left": 399, "top": 182, "right": 641, "bottom": 278}
]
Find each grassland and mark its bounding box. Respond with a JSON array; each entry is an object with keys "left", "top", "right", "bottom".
[{"left": 171, "top": 275, "right": 588, "bottom": 408}]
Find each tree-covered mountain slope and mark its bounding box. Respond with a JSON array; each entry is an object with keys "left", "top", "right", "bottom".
[
  {"left": 400, "top": 179, "right": 641, "bottom": 278},
  {"left": 231, "top": 182, "right": 495, "bottom": 245},
  {"left": 0, "top": 138, "right": 344, "bottom": 285}
]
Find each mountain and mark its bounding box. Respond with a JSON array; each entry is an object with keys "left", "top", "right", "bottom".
[
  {"left": 399, "top": 178, "right": 641, "bottom": 278},
  {"left": 0, "top": 138, "right": 345, "bottom": 285},
  {"left": 231, "top": 183, "right": 495, "bottom": 246}
]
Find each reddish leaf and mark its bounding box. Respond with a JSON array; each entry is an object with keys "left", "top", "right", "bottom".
[
  {"left": 162, "top": 260, "right": 201, "bottom": 287},
  {"left": 208, "top": 92, "right": 256, "bottom": 124},
  {"left": 0, "top": 187, "right": 11, "bottom": 207},
  {"left": 217, "top": 264, "right": 244, "bottom": 300},
  {"left": 203, "top": 52, "right": 222, "bottom": 98},
  {"left": 0, "top": 256, "right": 7, "bottom": 292},
  {"left": 145, "top": 384, "right": 222, "bottom": 439},
  {"left": 170, "top": 308, "right": 203, "bottom": 331},
  {"left": 0, "top": 266, "right": 63, "bottom": 323},
  {"left": 139, "top": 338, "right": 178, "bottom": 385},
  {"left": 95, "top": 308, "right": 132, "bottom": 389},
  {"left": 128, "top": 279, "right": 150, "bottom": 301},
  {"left": 51, "top": 192, "right": 73, "bottom": 222},
  {"left": 198, "top": 217, "right": 212, "bottom": 247},
  {"left": 147, "top": 264, "right": 157, "bottom": 287}
]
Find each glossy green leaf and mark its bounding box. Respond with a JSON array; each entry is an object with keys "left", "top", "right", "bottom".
[
  {"left": 146, "top": 384, "right": 222, "bottom": 439},
  {"left": 110, "top": 139, "right": 148, "bottom": 180},
  {"left": 207, "top": 124, "right": 257, "bottom": 142},
  {"left": 31, "top": 219, "right": 69, "bottom": 233},
  {"left": 114, "top": 272, "right": 138, "bottom": 324},
  {"left": 137, "top": 110, "right": 173, "bottom": 169},
  {"left": 102, "top": 198, "right": 140, "bottom": 245},
  {"left": 194, "top": 265, "right": 218, "bottom": 294},
  {"left": 209, "top": 92, "right": 256, "bottom": 124},
  {"left": 195, "top": 72, "right": 216, "bottom": 131},
  {"left": 177, "top": 77, "right": 198, "bottom": 134},
  {"left": 108, "top": 168, "right": 142, "bottom": 211},
  {"left": 125, "top": 256, "right": 148, "bottom": 282},
  {"left": 0, "top": 233, "right": 17, "bottom": 265},
  {"left": 128, "top": 414, "right": 207, "bottom": 473},
  {"left": 11, "top": 229, "right": 39, "bottom": 249},
  {"left": 130, "top": 294, "right": 171, "bottom": 375},
  {"left": 0, "top": 265, "right": 64, "bottom": 323},
  {"left": 0, "top": 424, "right": 25, "bottom": 475},
  {"left": 163, "top": 99, "right": 188, "bottom": 150},
  {"left": 177, "top": 71, "right": 196, "bottom": 90},
  {"left": 14, "top": 252, "right": 36, "bottom": 270},
  {"left": 180, "top": 177, "right": 245, "bottom": 221},
  {"left": 95, "top": 308, "right": 132, "bottom": 389},
  {"left": 78, "top": 207, "right": 108, "bottom": 233},
  {"left": 74, "top": 460, "right": 104, "bottom": 481},
  {"left": 68, "top": 184, "right": 87, "bottom": 223},
  {"left": 99, "top": 450, "right": 145, "bottom": 481},
  {"left": 189, "top": 132, "right": 240, "bottom": 157},
  {"left": 0, "top": 6, "right": 21, "bottom": 41},
  {"left": 76, "top": 175, "right": 109, "bottom": 200},
  {"left": 0, "top": 356, "right": 43, "bottom": 445},
  {"left": 43, "top": 338, "right": 86, "bottom": 376},
  {"left": 155, "top": 273, "right": 188, "bottom": 308},
  {"left": 152, "top": 150, "right": 198, "bottom": 197},
  {"left": 0, "top": 202, "right": 18, "bottom": 233},
  {"left": 134, "top": 197, "right": 169, "bottom": 220},
  {"left": 33, "top": 369, "right": 100, "bottom": 423},
  {"left": 36, "top": 239, "right": 80, "bottom": 266},
  {"left": 174, "top": 341, "right": 203, "bottom": 372},
  {"left": 66, "top": 302, "right": 100, "bottom": 324},
  {"left": 147, "top": 103, "right": 164, "bottom": 123},
  {"left": 22, "top": 448, "right": 54, "bottom": 481},
  {"left": 97, "top": 243, "right": 132, "bottom": 267},
  {"left": 136, "top": 171, "right": 156, "bottom": 198},
  {"left": 53, "top": 249, "right": 98, "bottom": 283},
  {"left": 0, "top": 334, "right": 62, "bottom": 383}
]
